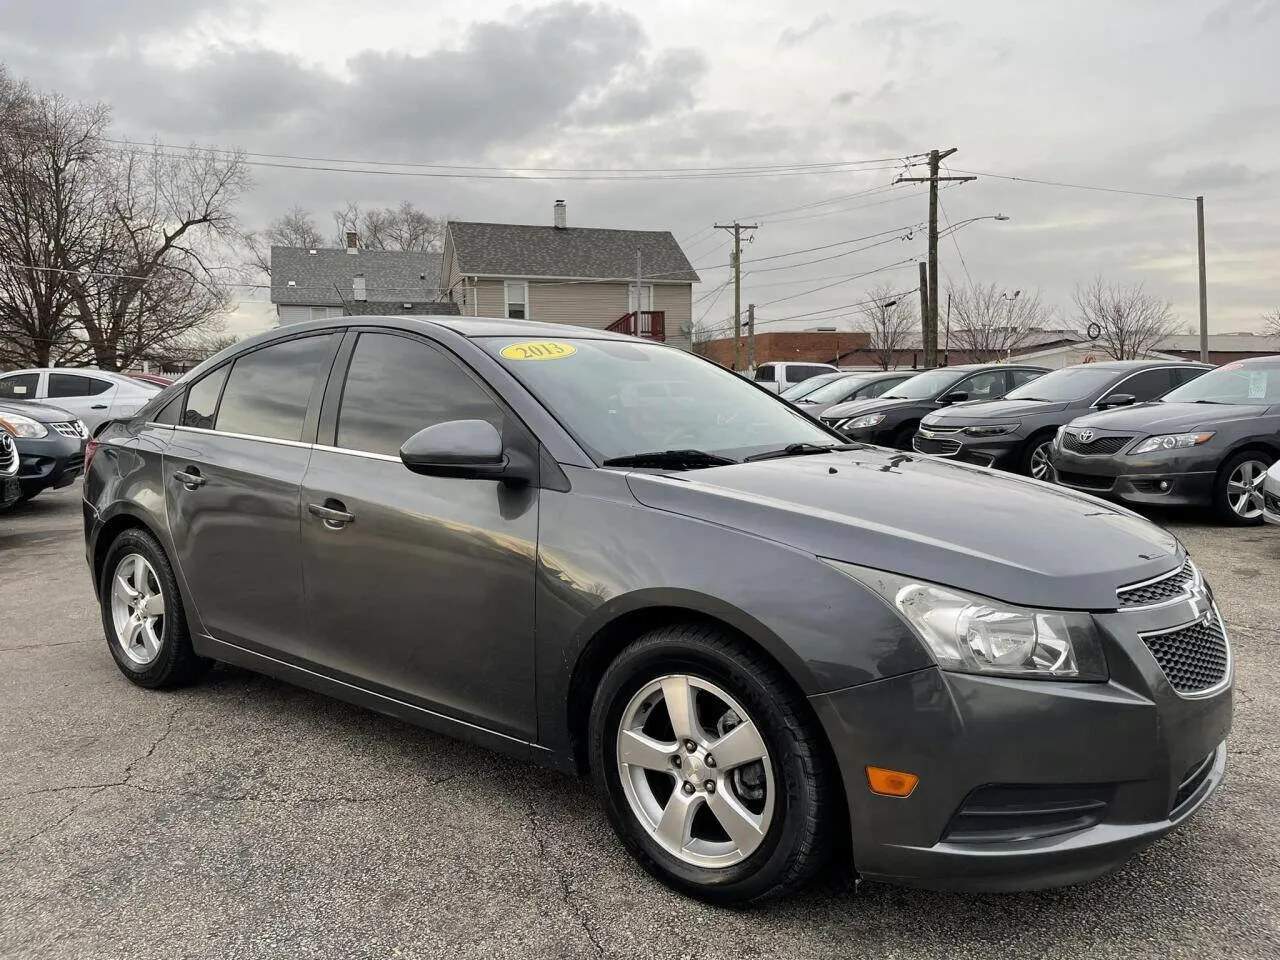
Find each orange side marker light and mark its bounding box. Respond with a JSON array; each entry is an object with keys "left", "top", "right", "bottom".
[{"left": 866, "top": 766, "right": 919, "bottom": 798}]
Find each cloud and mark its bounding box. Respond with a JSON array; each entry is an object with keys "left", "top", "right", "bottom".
[
  {"left": 570, "top": 48, "right": 707, "bottom": 125},
  {"left": 856, "top": 12, "right": 955, "bottom": 67},
  {"left": 830, "top": 90, "right": 859, "bottom": 106},
  {"left": 1203, "top": 0, "right": 1279, "bottom": 31},
  {"left": 0, "top": 0, "right": 256, "bottom": 49},
  {"left": 777, "top": 14, "right": 834, "bottom": 49}
]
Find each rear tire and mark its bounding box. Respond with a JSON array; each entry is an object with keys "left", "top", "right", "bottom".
[
  {"left": 99, "top": 527, "right": 210, "bottom": 688},
  {"left": 1213, "top": 451, "right": 1274, "bottom": 526},
  {"left": 587, "top": 624, "right": 839, "bottom": 905}
]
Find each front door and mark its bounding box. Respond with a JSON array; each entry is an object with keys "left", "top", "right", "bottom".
[
  {"left": 299, "top": 331, "right": 539, "bottom": 739},
  {"left": 164, "top": 332, "right": 339, "bottom": 657}
]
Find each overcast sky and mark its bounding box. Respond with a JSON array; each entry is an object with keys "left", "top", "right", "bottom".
[{"left": 2, "top": 0, "right": 1277, "bottom": 339}]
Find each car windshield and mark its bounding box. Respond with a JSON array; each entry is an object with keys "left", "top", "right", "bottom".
[
  {"left": 1004, "top": 366, "right": 1121, "bottom": 402},
  {"left": 779, "top": 373, "right": 842, "bottom": 400},
  {"left": 798, "top": 376, "right": 872, "bottom": 403},
  {"left": 881, "top": 368, "right": 961, "bottom": 400},
  {"left": 1160, "top": 361, "right": 1280, "bottom": 405},
  {"left": 481, "top": 336, "right": 840, "bottom": 462}
]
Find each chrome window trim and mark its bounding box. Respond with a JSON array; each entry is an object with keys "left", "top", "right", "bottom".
[
  {"left": 312, "top": 444, "right": 402, "bottom": 464},
  {"left": 172, "top": 424, "right": 314, "bottom": 450}
]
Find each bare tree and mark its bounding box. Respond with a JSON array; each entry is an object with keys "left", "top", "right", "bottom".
[
  {"left": 1073, "top": 276, "right": 1179, "bottom": 360},
  {"left": 947, "top": 283, "right": 1053, "bottom": 361},
  {"left": 855, "top": 284, "right": 917, "bottom": 369},
  {"left": 1263, "top": 309, "right": 1280, "bottom": 337},
  {"left": 245, "top": 206, "right": 324, "bottom": 277},
  {"left": 333, "top": 200, "right": 449, "bottom": 251}
]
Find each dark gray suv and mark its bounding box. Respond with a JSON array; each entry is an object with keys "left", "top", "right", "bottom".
[
  {"left": 914, "top": 361, "right": 1211, "bottom": 480},
  {"left": 84, "top": 317, "right": 1231, "bottom": 904}
]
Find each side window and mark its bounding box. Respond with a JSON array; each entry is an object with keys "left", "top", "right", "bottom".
[
  {"left": 1008, "top": 369, "right": 1044, "bottom": 389},
  {"left": 858, "top": 379, "right": 895, "bottom": 399},
  {"left": 152, "top": 394, "right": 182, "bottom": 425},
  {"left": 754, "top": 365, "right": 776, "bottom": 383},
  {"left": 48, "top": 373, "right": 113, "bottom": 398},
  {"left": 956, "top": 371, "right": 1006, "bottom": 401},
  {"left": 1114, "top": 369, "right": 1175, "bottom": 402},
  {"left": 1172, "top": 366, "right": 1206, "bottom": 387},
  {"left": 215, "top": 334, "right": 336, "bottom": 441},
  {"left": 182, "top": 366, "right": 230, "bottom": 429},
  {"left": 0, "top": 373, "right": 39, "bottom": 399},
  {"left": 336, "top": 332, "right": 504, "bottom": 457}
]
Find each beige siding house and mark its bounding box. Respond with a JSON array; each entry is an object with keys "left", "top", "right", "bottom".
[{"left": 440, "top": 203, "right": 699, "bottom": 350}]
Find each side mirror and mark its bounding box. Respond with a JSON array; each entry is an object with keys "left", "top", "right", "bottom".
[
  {"left": 1097, "top": 393, "right": 1136, "bottom": 410},
  {"left": 399, "top": 419, "right": 530, "bottom": 483},
  {"left": 941, "top": 391, "right": 969, "bottom": 404}
]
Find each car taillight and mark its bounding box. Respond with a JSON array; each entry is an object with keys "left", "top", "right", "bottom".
[{"left": 84, "top": 438, "right": 101, "bottom": 473}]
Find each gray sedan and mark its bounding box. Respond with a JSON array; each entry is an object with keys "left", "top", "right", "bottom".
[
  {"left": 85, "top": 316, "right": 1230, "bottom": 904},
  {"left": 789, "top": 370, "right": 913, "bottom": 419}
]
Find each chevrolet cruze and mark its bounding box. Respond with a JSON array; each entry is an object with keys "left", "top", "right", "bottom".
[{"left": 85, "top": 317, "right": 1232, "bottom": 904}]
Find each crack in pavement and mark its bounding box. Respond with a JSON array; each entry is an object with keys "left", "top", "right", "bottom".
[
  {"left": 1, "top": 774, "right": 460, "bottom": 806},
  {"left": 0, "top": 639, "right": 92, "bottom": 654},
  {"left": 526, "top": 796, "right": 607, "bottom": 959}
]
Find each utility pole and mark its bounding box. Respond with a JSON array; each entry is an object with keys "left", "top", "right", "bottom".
[
  {"left": 1196, "top": 196, "right": 1208, "bottom": 363},
  {"left": 898, "top": 149, "right": 976, "bottom": 367},
  {"left": 746, "top": 303, "right": 756, "bottom": 371},
  {"left": 917, "top": 262, "right": 930, "bottom": 358},
  {"left": 715, "top": 221, "right": 757, "bottom": 370}
]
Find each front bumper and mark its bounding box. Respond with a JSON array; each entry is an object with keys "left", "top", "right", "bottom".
[
  {"left": 1, "top": 475, "right": 20, "bottom": 510},
  {"left": 1050, "top": 443, "right": 1218, "bottom": 507},
  {"left": 15, "top": 431, "right": 86, "bottom": 497},
  {"left": 831, "top": 423, "right": 900, "bottom": 446},
  {"left": 1264, "top": 478, "right": 1280, "bottom": 525},
  {"left": 912, "top": 429, "right": 1022, "bottom": 470},
  {"left": 810, "top": 602, "right": 1232, "bottom": 891}
]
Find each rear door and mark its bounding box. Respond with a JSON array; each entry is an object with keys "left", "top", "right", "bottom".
[
  {"left": 164, "top": 332, "right": 340, "bottom": 656},
  {"left": 44, "top": 373, "right": 118, "bottom": 431},
  {"left": 298, "top": 329, "right": 540, "bottom": 737},
  {"left": 0, "top": 372, "right": 42, "bottom": 401}
]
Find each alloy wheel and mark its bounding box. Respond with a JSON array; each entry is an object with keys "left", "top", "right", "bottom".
[
  {"left": 615, "top": 674, "right": 775, "bottom": 869},
  {"left": 1227, "top": 459, "right": 1268, "bottom": 520},
  {"left": 1029, "top": 442, "right": 1054, "bottom": 481},
  {"left": 110, "top": 553, "right": 166, "bottom": 666}
]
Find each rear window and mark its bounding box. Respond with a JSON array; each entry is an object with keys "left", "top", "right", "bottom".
[
  {"left": 1160, "top": 360, "right": 1280, "bottom": 405},
  {"left": 754, "top": 365, "right": 776, "bottom": 383}
]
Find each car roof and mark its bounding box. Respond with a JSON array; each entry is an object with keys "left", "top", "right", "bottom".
[
  {"left": 1055, "top": 359, "right": 1213, "bottom": 371},
  {"left": 1, "top": 367, "right": 149, "bottom": 383}
]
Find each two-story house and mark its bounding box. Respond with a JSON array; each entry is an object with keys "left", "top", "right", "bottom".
[{"left": 440, "top": 202, "right": 699, "bottom": 350}]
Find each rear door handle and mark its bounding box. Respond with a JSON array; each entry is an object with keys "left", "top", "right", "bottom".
[
  {"left": 172, "top": 469, "right": 206, "bottom": 489},
  {"left": 308, "top": 500, "right": 355, "bottom": 529},
  {"left": 91, "top": 404, "right": 109, "bottom": 410}
]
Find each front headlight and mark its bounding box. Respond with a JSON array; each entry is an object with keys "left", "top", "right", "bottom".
[
  {"left": 0, "top": 413, "right": 48, "bottom": 439},
  {"left": 962, "top": 422, "right": 1019, "bottom": 437},
  {"left": 845, "top": 413, "right": 886, "bottom": 430},
  {"left": 1130, "top": 432, "right": 1214, "bottom": 455},
  {"left": 825, "top": 561, "right": 1108, "bottom": 681}
]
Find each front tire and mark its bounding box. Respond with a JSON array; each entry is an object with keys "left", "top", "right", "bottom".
[
  {"left": 99, "top": 527, "right": 210, "bottom": 688},
  {"left": 1213, "top": 451, "right": 1273, "bottom": 526},
  {"left": 1021, "top": 432, "right": 1057, "bottom": 481},
  {"left": 587, "top": 625, "right": 838, "bottom": 905}
]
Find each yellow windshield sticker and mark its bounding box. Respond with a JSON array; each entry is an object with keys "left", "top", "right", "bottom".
[{"left": 500, "top": 340, "right": 578, "bottom": 361}]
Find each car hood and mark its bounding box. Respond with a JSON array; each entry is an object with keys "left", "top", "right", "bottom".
[
  {"left": 820, "top": 397, "right": 918, "bottom": 421},
  {"left": 626, "top": 447, "right": 1179, "bottom": 610},
  {"left": 0, "top": 398, "right": 77, "bottom": 423},
  {"left": 924, "top": 398, "right": 1073, "bottom": 425},
  {"left": 1068, "top": 401, "right": 1267, "bottom": 433}
]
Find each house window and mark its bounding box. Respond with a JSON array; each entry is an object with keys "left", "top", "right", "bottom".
[
  {"left": 628, "top": 283, "right": 653, "bottom": 314},
  {"left": 505, "top": 281, "right": 528, "bottom": 320}
]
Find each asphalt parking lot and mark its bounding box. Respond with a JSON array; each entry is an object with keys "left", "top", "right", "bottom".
[{"left": 1, "top": 485, "right": 1278, "bottom": 960}]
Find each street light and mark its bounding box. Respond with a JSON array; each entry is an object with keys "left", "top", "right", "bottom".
[
  {"left": 1001, "top": 290, "right": 1022, "bottom": 361},
  {"left": 939, "top": 213, "right": 1011, "bottom": 237}
]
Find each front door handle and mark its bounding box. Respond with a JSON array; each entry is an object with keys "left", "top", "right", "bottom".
[
  {"left": 308, "top": 500, "right": 355, "bottom": 529},
  {"left": 91, "top": 404, "right": 109, "bottom": 410},
  {"left": 172, "top": 469, "right": 206, "bottom": 490}
]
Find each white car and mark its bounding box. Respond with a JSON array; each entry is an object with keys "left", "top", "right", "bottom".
[
  {"left": 752, "top": 361, "right": 839, "bottom": 395},
  {"left": 1264, "top": 460, "right": 1280, "bottom": 526},
  {"left": 0, "top": 368, "right": 160, "bottom": 434}
]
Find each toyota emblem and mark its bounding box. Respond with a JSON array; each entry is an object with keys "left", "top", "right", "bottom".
[{"left": 1076, "top": 429, "right": 1095, "bottom": 443}]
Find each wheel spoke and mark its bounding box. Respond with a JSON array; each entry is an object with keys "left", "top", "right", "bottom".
[
  {"left": 660, "top": 676, "right": 701, "bottom": 743},
  {"left": 654, "top": 789, "right": 698, "bottom": 852},
  {"left": 129, "top": 556, "right": 146, "bottom": 594},
  {"left": 113, "top": 573, "right": 140, "bottom": 604},
  {"left": 708, "top": 720, "right": 766, "bottom": 771},
  {"left": 1228, "top": 482, "right": 1247, "bottom": 496},
  {"left": 618, "top": 730, "right": 675, "bottom": 772},
  {"left": 139, "top": 593, "right": 165, "bottom": 618},
  {"left": 121, "top": 615, "right": 143, "bottom": 651},
  {"left": 705, "top": 789, "right": 766, "bottom": 855},
  {"left": 138, "top": 626, "right": 159, "bottom": 658}
]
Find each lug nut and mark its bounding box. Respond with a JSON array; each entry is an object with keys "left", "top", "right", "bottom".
[
  {"left": 705, "top": 754, "right": 716, "bottom": 768},
  {"left": 684, "top": 740, "right": 697, "bottom": 753},
  {"left": 682, "top": 782, "right": 695, "bottom": 795},
  {"left": 704, "top": 781, "right": 716, "bottom": 793},
  {"left": 671, "top": 755, "right": 682, "bottom": 768}
]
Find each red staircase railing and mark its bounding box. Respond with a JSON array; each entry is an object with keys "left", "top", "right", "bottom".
[{"left": 607, "top": 310, "right": 666, "bottom": 341}]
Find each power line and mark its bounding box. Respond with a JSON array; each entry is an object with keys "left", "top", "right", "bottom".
[
  {"left": 950, "top": 168, "right": 1196, "bottom": 202},
  {"left": 738, "top": 223, "right": 921, "bottom": 267},
  {"left": 935, "top": 186, "right": 974, "bottom": 288},
  {"left": 755, "top": 287, "right": 921, "bottom": 326},
  {"left": 754, "top": 257, "right": 919, "bottom": 307}
]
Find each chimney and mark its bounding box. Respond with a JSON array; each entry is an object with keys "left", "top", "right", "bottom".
[
  {"left": 553, "top": 200, "right": 567, "bottom": 229},
  {"left": 352, "top": 275, "right": 366, "bottom": 301},
  {"left": 345, "top": 231, "right": 359, "bottom": 253}
]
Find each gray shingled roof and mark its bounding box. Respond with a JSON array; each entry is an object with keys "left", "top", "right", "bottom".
[
  {"left": 447, "top": 221, "right": 699, "bottom": 282},
  {"left": 344, "top": 300, "right": 460, "bottom": 316},
  {"left": 271, "top": 247, "right": 445, "bottom": 306}
]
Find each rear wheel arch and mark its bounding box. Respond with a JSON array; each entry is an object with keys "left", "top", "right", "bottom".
[{"left": 93, "top": 511, "right": 166, "bottom": 595}]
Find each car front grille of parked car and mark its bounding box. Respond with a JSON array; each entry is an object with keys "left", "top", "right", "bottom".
[
  {"left": 1061, "top": 432, "right": 1133, "bottom": 455},
  {"left": 1117, "top": 559, "right": 1197, "bottom": 608},
  {"left": 51, "top": 421, "right": 87, "bottom": 439},
  {"left": 913, "top": 435, "right": 962, "bottom": 456},
  {"left": 0, "top": 435, "right": 17, "bottom": 476},
  {"left": 1140, "top": 615, "right": 1230, "bottom": 695},
  {"left": 1055, "top": 470, "right": 1115, "bottom": 492}
]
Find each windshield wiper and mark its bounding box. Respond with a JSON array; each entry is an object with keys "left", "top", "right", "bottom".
[
  {"left": 602, "top": 449, "right": 738, "bottom": 469},
  {"left": 1012, "top": 397, "right": 1053, "bottom": 402},
  {"left": 1187, "top": 399, "right": 1228, "bottom": 404},
  {"left": 743, "top": 442, "right": 856, "bottom": 462}
]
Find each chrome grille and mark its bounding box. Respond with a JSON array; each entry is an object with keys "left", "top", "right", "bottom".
[
  {"left": 1141, "top": 616, "right": 1230, "bottom": 695},
  {"left": 0, "top": 435, "right": 16, "bottom": 477},
  {"left": 1062, "top": 432, "right": 1132, "bottom": 455},
  {"left": 1117, "top": 559, "right": 1197, "bottom": 608},
  {"left": 913, "top": 435, "right": 961, "bottom": 456},
  {"left": 51, "top": 420, "right": 87, "bottom": 439}
]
